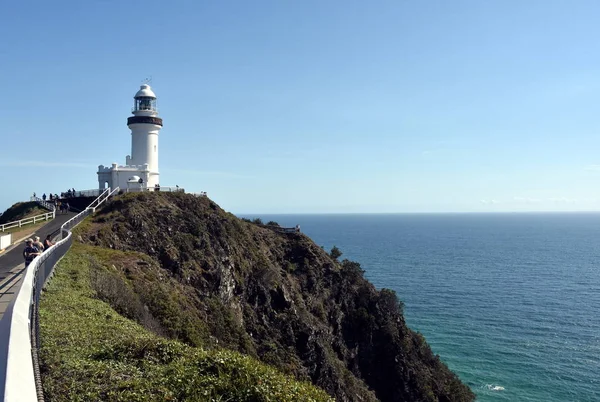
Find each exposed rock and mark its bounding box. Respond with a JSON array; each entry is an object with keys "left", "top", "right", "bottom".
[{"left": 77, "top": 192, "right": 475, "bottom": 402}]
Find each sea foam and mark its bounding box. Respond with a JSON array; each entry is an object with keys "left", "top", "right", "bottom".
[{"left": 484, "top": 384, "right": 505, "bottom": 392}]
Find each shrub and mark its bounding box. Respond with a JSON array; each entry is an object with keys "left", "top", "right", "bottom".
[
  {"left": 341, "top": 259, "right": 365, "bottom": 282},
  {"left": 330, "top": 246, "right": 342, "bottom": 260}
]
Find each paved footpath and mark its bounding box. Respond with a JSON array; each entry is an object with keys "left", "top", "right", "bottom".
[{"left": 0, "top": 211, "right": 75, "bottom": 320}]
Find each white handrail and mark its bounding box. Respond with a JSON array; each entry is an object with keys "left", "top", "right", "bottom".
[
  {"left": 86, "top": 187, "right": 112, "bottom": 210},
  {"left": 125, "top": 186, "right": 185, "bottom": 193},
  {"left": 0, "top": 212, "right": 55, "bottom": 233},
  {"left": 30, "top": 197, "right": 56, "bottom": 212},
  {"left": 0, "top": 187, "right": 119, "bottom": 401}
]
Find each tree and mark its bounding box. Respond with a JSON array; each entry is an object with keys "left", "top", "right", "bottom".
[{"left": 330, "top": 245, "right": 342, "bottom": 260}]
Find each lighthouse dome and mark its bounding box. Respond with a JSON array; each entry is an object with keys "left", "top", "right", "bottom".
[{"left": 134, "top": 84, "right": 156, "bottom": 98}]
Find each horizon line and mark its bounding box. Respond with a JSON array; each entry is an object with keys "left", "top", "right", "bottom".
[{"left": 234, "top": 210, "right": 600, "bottom": 215}]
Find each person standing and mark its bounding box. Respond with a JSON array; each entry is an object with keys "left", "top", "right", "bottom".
[
  {"left": 43, "top": 235, "right": 54, "bottom": 251},
  {"left": 23, "top": 239, "right": 40, "bottom": 267},
  {"left": 33, "top": 236, "right": 45, "bottom": 252}
]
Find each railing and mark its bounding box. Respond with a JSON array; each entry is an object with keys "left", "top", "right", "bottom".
[
  {"left": 125, "top": 186, "right": 185, "bottom": 193},
  {"left": 127, "top": 116, "right": 163, "bottom": 126},
  {"left": 60, "top": 207, "right": 92, "bottom": 240},
  {"left": 0, "top": 187, "right": 118, "bottom": 402},
  {"left": 108, "top": 186, "right": 120, "bottom": 198},
  {"left": 0, "top": 212, "right": 55, "bottom": 233},
  {"left": 33, "top": 189, "right": 104, "bottom": 200},
  {"left": 30, "top": 197, "right": 56, "bottom": 212},
  {"left": 72, "top": 189, "right": 102, "bottom": 198},
  {"left": 266, "top": 225, "right": 301, "bottom": 234},
  {"left": 86, "top": 187, "right": 113, "bottom": 212}
]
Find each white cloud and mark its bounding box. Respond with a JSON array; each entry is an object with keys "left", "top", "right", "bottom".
[
  {"left": 480, "top": 199, "right": 500, "bottom": 205},
  {"left": 548, "top": 197, "right": 577, "bottom": 203},
  {"left": 513, "top": 196, "right": 542, "bottom": 204}
]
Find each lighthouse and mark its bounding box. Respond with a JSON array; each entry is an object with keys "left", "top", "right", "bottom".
[{"left": 97, "top": 83, "right": 163, "bottom": 191}]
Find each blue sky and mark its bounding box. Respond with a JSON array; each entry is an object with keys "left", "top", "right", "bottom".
[{"left": 2, "top": 0, "right": 600, "bottom": 213}]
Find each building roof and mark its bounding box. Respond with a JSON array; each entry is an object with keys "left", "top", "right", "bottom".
[{"left": 134, "top": 84, "right": 156, "bottom": 99}]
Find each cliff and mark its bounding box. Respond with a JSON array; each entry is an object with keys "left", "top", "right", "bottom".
[{"left": 41, "top": 192, "right": 474, "bottom": 401}]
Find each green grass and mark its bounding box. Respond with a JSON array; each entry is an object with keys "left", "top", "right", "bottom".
[
  {"left": 39, "top": 243, "right": 333, "bottom": 402},
  {"left": 0, "top": 219, "right": 49, "bottom": 236}
]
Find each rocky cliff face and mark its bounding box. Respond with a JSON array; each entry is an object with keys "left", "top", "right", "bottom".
[{"left": 77, "top": 192, "right": 474, "bottom": 402}]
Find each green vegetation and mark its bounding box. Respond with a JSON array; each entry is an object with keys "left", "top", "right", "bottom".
[
  {"left": 40, "top": 192, "right": 474, "bottom": 401},
  {"left": 39, "top": 243, "right": 333, "bottom": 401},
  {"left": 329, "top": 245, "right": 342, "bottom": 260},
  {"left": 0, "top": 220, "right": 47, "bottom": 235},
  {"left": 0, "top": 201, "right": 47, "bottom": 224}
]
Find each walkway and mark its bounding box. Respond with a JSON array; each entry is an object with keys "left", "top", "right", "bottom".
[{"left": 0, "top": 211, "right": 75, "bottom": 320}]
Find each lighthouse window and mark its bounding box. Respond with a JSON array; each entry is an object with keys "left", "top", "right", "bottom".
[
  {"left": 136, "top": 98, "right": 155, "bottom": 111},
  {"left": 154, "top": 145, "right": 157, "bottom": 152}
]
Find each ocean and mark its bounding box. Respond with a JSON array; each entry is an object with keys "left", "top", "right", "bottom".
[{"left": 247, "top": 213, "right": 600, "bottom": 402}]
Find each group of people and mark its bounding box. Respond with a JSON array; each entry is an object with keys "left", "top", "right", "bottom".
[
  {"left": 38, "top": 188, "right": 78, "bottom": 200},
  {"left": 56, "top": 200, "right": 70, "bottom": 214},
  {"left": 34, "top": 192, "right": 71, "bottom": 214},
  {"left": 23, "top": 235, "right": 54, "bottom": 267}
]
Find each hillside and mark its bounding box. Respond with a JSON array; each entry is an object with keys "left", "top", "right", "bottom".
[
  {"left": 41, "top": 192, "right": 475, "bottom": 401},
  {"left": 0, "top": 201, "right": 46, "bottom": 224},
  {"left": 39, "top": 243, "right": 333, "bottom": 401}
]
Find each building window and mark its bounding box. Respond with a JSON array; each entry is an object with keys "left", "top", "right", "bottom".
[{"left": 154, "top": 145, "right": 157, "bottom": 152}]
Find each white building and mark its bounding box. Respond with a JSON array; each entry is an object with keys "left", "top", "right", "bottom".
[{"left": 97, "top": 84, "right": 163, "bottom": 191}]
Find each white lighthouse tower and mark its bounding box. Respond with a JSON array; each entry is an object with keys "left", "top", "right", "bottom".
[{"left": 97, "top": 83, "right": 163, "bottom": 191}]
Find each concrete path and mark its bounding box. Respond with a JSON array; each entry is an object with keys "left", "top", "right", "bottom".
[{"left": 0, "top": 211, "right": 75, "bottom": 321}]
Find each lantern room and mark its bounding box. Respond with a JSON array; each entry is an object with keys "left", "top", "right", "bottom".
[{"left": 132, "top": 84, "right": 157, "bottom": 114}]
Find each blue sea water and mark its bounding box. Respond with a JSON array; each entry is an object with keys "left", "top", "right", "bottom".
[{"left": 248, "top": 213, "right": 600, "bottom": 401}]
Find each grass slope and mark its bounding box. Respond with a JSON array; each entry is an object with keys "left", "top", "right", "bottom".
[{"left": 39, "top": 242, "right": 333, "bottom": 402}]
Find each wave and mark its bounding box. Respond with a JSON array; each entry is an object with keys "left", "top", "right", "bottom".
[{"left": 483, "top": 384, "right": 506, "bottom": 392}]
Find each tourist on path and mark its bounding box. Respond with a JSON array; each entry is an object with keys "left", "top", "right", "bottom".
[
  {"left": 23, "top": 239, "right": 40, "bottom": 267},
  {"left": 33, "top": 236, "right": 45, "bottom": 252},
  {"left": 43, "top": 235, "right": 54, "bottom": 251}
]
